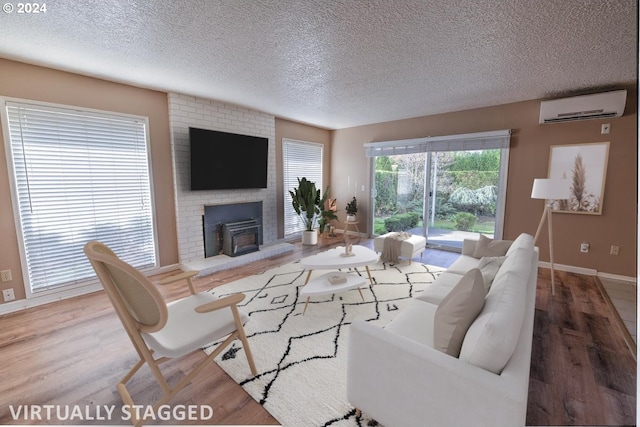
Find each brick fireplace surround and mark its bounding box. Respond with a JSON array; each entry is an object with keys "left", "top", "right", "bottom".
[{"left": 169, "top": 93, "right": 293, "bottom": 275}]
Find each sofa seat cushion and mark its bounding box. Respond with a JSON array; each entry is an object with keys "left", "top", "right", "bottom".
[
  {"left": 445, "top": 255, "right": 480, "bottom": 275},
  {"left": 415, "top": 272, "right": 464, "bottom": 305},
  {"left": 458, "top": 247, "right": 533, "bottom": 374},
  {"left": 434, "top": 269, "right": 486, "bottom": 357},
  {"left": 385, "top": 299, "right": 437, "bottom": 347}
]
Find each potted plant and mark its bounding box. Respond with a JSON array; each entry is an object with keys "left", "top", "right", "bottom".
[
  {"left": 345, "top": 197, "right": 358, "bottom": 222},
  {"left": 289, "top": 177, "right": 332, "bottom": 245}
]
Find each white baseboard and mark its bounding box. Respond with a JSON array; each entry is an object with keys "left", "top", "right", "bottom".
[
  {"left": 0, "top": 283, "right": 103, "bottom": 315},
  {"left": 597, "top": 272, "right": 638, "bottom": 284},
  {"left": 538, "top": 261, "right": 637, "bottom": 284},
  {"left": 538, "top": 261, "right": 597, "bottom": 276},
  {"left": 335, "top": 228, "right": 367, "bottom": 239},
  {"left": 0, "top": 263, "right": 182, "bottom": 316}
]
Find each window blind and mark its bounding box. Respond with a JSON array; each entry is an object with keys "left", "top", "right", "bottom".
[
  {"left": 364, "top": 129, "right": 512, "bottom": 157},
  {"left": 4, "top": 101, "right": 157, "bottom": 294},
  {"left": 282, "top": 139, "right": 323, "bottom": 236}
]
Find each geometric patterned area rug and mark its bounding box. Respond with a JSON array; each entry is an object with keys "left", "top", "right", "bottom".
[{"left": 205, "top": 259, "right": 444, "bottom": 427}]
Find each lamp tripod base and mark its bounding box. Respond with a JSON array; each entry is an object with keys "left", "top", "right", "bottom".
[{"left": 534, "top": 204, "right": 556, "bottom": 296}]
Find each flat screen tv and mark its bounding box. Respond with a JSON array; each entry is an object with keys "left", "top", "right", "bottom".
[{"left": 190, "top": 127, "right": 268, "bottom": 190}]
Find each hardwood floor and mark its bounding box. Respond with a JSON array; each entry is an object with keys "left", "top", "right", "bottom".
[
  {"left": 527, "top": 269, "right": 637, "bottom": 426},
  {"left": 0, "top": 236, "right": 635, "bottom": 425}
]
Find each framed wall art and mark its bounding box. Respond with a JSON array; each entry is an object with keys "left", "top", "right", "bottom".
[{"left": 548, "top": 141, "right": 610, "bottom": 215}]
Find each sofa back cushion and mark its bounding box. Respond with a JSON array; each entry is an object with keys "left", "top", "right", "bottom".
[
  {"left": 505, "top": 232, "right": 534, "bottom": 257},
  {"left": 477, "top": 256, "right": 507, "bottom": 291},
  {"left": 472, "top": 234, "right": 512, "bottom": 258},
  {"left": 458, "top": 247, "right": 533, "bottom": 373},
  {"left": 433, "top": 269, "right": 485, "bottom": 357}
]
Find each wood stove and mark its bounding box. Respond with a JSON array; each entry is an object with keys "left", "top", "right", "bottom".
[{"left": 221, "top": 219, "right": 261, "bottom": 257}]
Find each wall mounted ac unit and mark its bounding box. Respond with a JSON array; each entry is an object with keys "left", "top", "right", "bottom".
[{"left": 539, "top": 90, "right": 627, "bottom": 124}]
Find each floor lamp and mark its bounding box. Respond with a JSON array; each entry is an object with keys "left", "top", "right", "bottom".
[{"left": 531, "top": 178, "right": 570, "bottom": 296}]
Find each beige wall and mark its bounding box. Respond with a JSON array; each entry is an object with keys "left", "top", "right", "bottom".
[
  {"left": 275, "top": 118, "right": 332, "bottom": 239},
  {"left": 331, "top": 90, "right": 638, "bottom": 277},
  {"left": 0, "top": 59, "right": 178, "bottom": 303}
]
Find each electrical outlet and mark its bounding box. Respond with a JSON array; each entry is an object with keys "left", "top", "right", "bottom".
[
  {"left": 610, "top": 245, "right": 620, "bottom": 255},
  {"left": 0, "top": 270, "right": 11, "bottom": 282},
  {"left": 580, "top": 242, "right": 589, "bottom": 253},
  {"left": 2, "top": 288, "right": 15, "bottom": 302}
]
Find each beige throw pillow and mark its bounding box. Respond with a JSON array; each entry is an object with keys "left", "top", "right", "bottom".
[
  {"left": 472, "top": 234, "right": 512, "bottom": 258},
  {"left": 433, "top": 269, "right": 485, "bottom": 357},
  {"left": 477, "top": 256, "right": 507, "bottom": 291}
]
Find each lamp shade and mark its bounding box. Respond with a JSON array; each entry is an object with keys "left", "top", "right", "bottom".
[{"left": 531, "top": 178, "right": 571, "bottom": 200}]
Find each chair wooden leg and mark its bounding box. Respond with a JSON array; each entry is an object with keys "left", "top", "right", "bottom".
[
  {"left": 186, "top": 276, "right": 196, "bottom": 295},
  {"left": 116, "top": 332, "right": 241, "bottom": 426},
  {"left": 231, "top": 305, "right": 258, "bottom": 375},
  {"left": 150, "top": 333, "right": 238, "bottom": 411}
]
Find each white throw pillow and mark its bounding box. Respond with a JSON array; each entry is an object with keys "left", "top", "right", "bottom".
[
  {"left": 433, "top": 269, "right": 485, "bottom": 357},
  {"left": 477, "top": 256, "right": 507, "bottom": 291},
  {"left": 472, "top": 234, "right": 512, "bottom": 258}
]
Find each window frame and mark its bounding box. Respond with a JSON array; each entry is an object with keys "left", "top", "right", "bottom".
[
  {"left": 282, "top": 138, "right": 324, "bottom": 237},
  {"left": 1, "top": 97, "right": 159, "bottom": 298}
]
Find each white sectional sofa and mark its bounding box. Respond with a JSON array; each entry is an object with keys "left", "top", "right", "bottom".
[{"left": 347, "top": 233, "right": 538, "bottom": 427}]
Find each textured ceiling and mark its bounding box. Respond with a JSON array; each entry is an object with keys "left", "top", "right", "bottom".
[{"left": 0, "top": 0, "right": 637, "bottom": 129}]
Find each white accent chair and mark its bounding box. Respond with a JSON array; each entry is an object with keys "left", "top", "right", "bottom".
[{"left": 84, "top": 241, "right": 257, "bottom": 426}]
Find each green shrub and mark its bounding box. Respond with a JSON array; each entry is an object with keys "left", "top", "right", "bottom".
[
  {"left": 453, "top": 212, "right": 477, "bottom": 231},
  {"left": 434, "top": 201, "right": 457, "bottom": 220},
  {"left": 374, "top": 170, "right": 398, "bottom": 215},
  {"left": 384, "top": 212, "right": 420, "bottom": 232}
]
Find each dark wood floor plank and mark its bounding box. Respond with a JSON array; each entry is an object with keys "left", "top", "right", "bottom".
[
  {"left": 598, "top": 386, "right": 637, "bottom": 426},
  {"left": 527, "top": 268, "right": 636, "bottom": 426},
  {"left": 587, "top": 345, "right": 636, "bottom": 396}
]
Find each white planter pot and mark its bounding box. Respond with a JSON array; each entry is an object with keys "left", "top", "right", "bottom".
[
  {"left": 346, "top": 215, "right": 357, "bottom": 222},
  {"left": 302, "top": 230, "right": 318, "bottom": 245}
]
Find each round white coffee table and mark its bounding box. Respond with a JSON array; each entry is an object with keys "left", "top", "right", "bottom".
[
  {"left": 299, "top": 272, "right": 367, "bottom": 314},
  {"left": 299, "top": 245, "right": 378, "bottom": 314},
  {"left": 300, "top": 245, "right": 378, "bottom": 286}
]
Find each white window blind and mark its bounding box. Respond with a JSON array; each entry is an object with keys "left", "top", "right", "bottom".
[
  {"left": 364, "top": 129, "right": 512, "bottom": 157},
  {"left": 4, "top": 101, "right": 157, "bottom": 294},
  {"left": 282, "top": 139, "right": 323, "bottom": 236}
]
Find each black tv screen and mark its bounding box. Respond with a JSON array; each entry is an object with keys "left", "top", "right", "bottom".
[{"left": 190, "top": 127, "right": 268, "bottom": 190}]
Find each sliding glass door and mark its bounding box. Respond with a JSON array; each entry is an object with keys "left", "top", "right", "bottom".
[
  {"left": 369, "top": 131, "right": 510, "bottom": 251},
  {"left": 423, "top": 149, "right": 505, "bottom": 249},
  {"left": 372, "top": 153, "right": 427, "bottom": 236}
]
